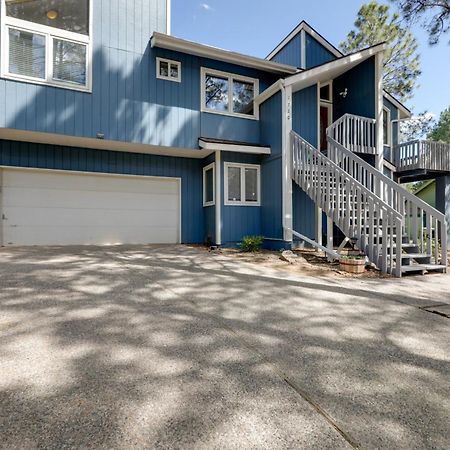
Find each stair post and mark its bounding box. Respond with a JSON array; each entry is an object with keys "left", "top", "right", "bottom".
[{"left": 375, "top": 51, "right": 384, "bottom": 200}]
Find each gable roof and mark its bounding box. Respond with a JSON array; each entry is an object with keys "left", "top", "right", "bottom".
[
  {"left": 383, "top": 90, "right": 411, "bottom": 119},
  {"left": 266, "top": 20, "right": 343, "bottom": 61},
  {"left": 151, "top": 33, "right": 298, "bottom": 75},
  {"left": 414, "top": 179, "right": 435, "bottom": 195}
]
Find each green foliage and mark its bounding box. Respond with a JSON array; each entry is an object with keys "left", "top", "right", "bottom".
[
  {"left": 391, "top": 0, "right": 450, "bottom": 45},
  {"left": 428, "top": 106, "right": 450, "bottom": 143},
  {"left": 340, "top": 1, "right": 421, "bottom": 102},
  {"left": 239, "top": 235, "right": 264, "bottom": 252}
]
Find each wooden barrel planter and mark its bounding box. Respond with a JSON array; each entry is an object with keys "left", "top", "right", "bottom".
[{"left": 339, "top": 257, "right": 366, "bottom": 274}]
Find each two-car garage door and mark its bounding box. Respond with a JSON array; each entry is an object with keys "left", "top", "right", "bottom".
[{"left": 0, "top": 168, "right": 181, "bottom": 246}]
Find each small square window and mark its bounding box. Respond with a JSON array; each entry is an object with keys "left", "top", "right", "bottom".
[
  {"left": 320, "top": 83, "right": 331, "bottom": 101},
  {"left": 157, "top": 58, "right": 181, "bottom": 82}
]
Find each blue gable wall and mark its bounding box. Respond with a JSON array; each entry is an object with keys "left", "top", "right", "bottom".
[
  {"left": 333, "top": 57, "right": 376, "bottom": 121},
  {"left": 292, "top": 85, "right": 317, "bottom": 239},
  {"left": 271, "top": 34, "right": 302, "bottom": 68},
  {"left": 305, "top": 34, "right": 336, "bottom": 69},
  {"left": 0, "top": 140, "right": 205, "bottom": 244}
]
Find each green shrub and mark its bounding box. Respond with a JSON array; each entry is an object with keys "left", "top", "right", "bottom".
[{"left": 239, "top": 235, "right": 264, "bottom": 252}]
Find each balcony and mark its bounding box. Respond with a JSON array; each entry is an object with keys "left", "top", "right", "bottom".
[{"left": 394, "top": 140, "right": 450, "bottom": 179}]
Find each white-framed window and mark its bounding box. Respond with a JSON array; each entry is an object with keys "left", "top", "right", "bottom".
[
  {"left": 203, "top": 162, "right": 215, "bottom": 207},
  {"left": 1, "top": 0, "right": 91, "bottom": 92},
  {"left": 319, "top": 81, "right": 332, "bottom": 103},
  {"left": 157, "top": 57, "right": 181, "bottom": 82},
  {"left": 224, "top": 162, "right": 260, "bottom": 206},
  {"left": 383, "top": 106, "right": 391, "bottom": 146},
  {"left": 201, "top": 67, "right": 259, "bottom": 120}
]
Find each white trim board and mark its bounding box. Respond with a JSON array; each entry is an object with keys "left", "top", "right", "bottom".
[
  {"left": 267, "top": 21, "right": 342, "bottom": 62},
  {"left": 151, "top": 32, "right": 298, "bottom": 75},
  {"left": 199, "top": 139, "right": 270, "bottom": 155}
]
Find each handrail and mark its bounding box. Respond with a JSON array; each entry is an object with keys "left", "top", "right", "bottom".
[
  {"left": 291, "top": 131, "right": 403, "bottom": 276},
  {"left": 327, "top": 113, "right": 377, "bottom": 155},
  {"left": 328, "top": 137, "right": 447, "bottom": 224},
  {"left": 327, "top": 115, "right": 447, "bottom": 270}
]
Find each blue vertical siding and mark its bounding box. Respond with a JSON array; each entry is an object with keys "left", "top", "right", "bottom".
[
  {"left": 259, "top": 92, "right": 284, "bottom": 242},
  {"left": 0, "top": 140, "right": 205, "bottom": 243},
  {"left": 271, "top": 34, "right": 302, "bottom": 68},
  {"left": 305, "top": 34, "right": 336, "bottom": 69},
  {"left": 333, "top": 57, "right": 376, "bottom": 120},
  {"left": 220, "top": 152, "right": 262, "bottom": 245},
  {"left": 292, "top": 85, "right": 317, "bottom": 239},
  {"left": 0, "top": 0, "right": 279, "bottom": 150}
]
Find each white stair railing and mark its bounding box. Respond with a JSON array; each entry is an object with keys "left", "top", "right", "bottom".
[
  {"left": 327, "top": 116, "right": 448, "bottom": 269},
  {"left": 291, "top": 131, "right": 404, "bottom": 276},
  {"left": 327, "top": 113, "right": 377, "bottom": 155}
]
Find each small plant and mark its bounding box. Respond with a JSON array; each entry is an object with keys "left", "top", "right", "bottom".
[{"left": 239, "top": 235, "right": 264, "bottom": 252}]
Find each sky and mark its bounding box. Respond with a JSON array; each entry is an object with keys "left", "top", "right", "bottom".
[{"left": 172, "top": 0, "right": 450, "bottom": 119}]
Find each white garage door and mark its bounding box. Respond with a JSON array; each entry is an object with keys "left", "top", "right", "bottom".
[{"left": 1, "top": 168, "right": 180, "bottom": 246}]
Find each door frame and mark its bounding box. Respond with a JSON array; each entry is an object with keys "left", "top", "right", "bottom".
[
  {"left": 0, "top": 165, "right": 183, "bottom": 245},
  {"left": 318, "top": 81, "right": 333, "bottom": 151}
]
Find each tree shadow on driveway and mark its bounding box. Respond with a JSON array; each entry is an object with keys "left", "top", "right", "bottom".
[{"left": 0, "top": 245, "right": 449, "bottom": 449}]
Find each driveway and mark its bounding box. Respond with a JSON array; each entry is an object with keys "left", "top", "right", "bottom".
[{"left": 0, "top": 245, "right": 449, "bottom": 449}]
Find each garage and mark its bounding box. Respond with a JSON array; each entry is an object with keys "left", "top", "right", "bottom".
[{"left": 0, "top": 168, "right": 181, "bottom": 246}]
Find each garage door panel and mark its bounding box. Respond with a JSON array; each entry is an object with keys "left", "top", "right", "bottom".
[
  {"left": 4, "top": 187, "right": 179, "bottom": 211},
  {"left": 4, "top": 226, "right": 179, "bottom": 246},
  {"left": 1, "top": 169, "right": 181, "bottom": 246},
  {"left": 3, "top": 171, "right": 180, "bottom": 195}
]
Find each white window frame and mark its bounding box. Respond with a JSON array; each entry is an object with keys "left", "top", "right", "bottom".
[
  {"left": 383, "top": 106, "right": 392, "bottom": 147},
  {"left": 319, "top": 81, "right": 333, "bottom": 103},
  {"left": 0, "top": 0, "right": 92, "bottom": 92},
  {"left": 201, "top": 67, "right": 259, "bottom": 120},
  {"left": 156, "top": 57, "right": 181, "bottom": 83},
  {"left": 203, "top": 162, "right": 215, "bottom": 207},
  {"left": 224, "top": 162, "right": 261, "bottom": 207}
]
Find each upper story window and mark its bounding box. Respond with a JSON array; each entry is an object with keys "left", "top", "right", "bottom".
[
  {"left": 201, "top": 68, "right": 259, "bottom": 120},
  {"left": 157, "top": 57, "right": 181, "bottom": 82},
  {"left": 383, "top": 107, "right": 391, "bottom": 146},
  {"left": 1, "top": 0, "right": 91, "bottom": 91}
]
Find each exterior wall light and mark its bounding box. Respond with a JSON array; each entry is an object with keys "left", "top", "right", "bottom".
[{"left": 46, "top": 10, "right": 58, "bottom": 20}]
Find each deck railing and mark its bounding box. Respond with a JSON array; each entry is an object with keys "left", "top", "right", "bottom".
[
  {"left": 327, "top": 113, "right": 377, "bottom": 155},
  {"left": 394, "top": 140, "right": 450, "bottom": 172},
  {"left": 291, "top": 131, "right": 404, "bottom": 276}
]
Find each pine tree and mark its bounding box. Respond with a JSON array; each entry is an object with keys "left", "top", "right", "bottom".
[
  {"left": 391, "top": 0, "right": 450, "bottom": 45},
  {"left": 428, "top": 107, "right": 450, "bottom": 142},
  {"left": 340, "top": 1, "right": 421, "bottom": 102}
]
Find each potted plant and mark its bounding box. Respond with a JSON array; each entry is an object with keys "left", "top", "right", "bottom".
[{"left": 339, "top": 255, "right": 366, "bottom": 274}]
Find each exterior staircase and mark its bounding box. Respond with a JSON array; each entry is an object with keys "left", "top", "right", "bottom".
[{"left": 291, "top": 114, "right": 448, "bottom": 277}]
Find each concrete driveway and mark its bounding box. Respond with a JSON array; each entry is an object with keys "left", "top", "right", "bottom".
[{"left": 0, "top": 245, "right": 449, "bottom": 449}]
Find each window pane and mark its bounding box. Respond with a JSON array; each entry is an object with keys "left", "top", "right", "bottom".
[
  {"left": 9, "top": 28, "right": 45, "bottom": 79},
  {"left": 245, "top": 168, "right": 258, "bottom": 202},
  {"left": 6, "top": 0, "right": 90, "bottom": 35},
  {"left": 320, "top": 85, "right": 330, "bottom": 101},
  {"left": 205, "top": 75, "right": 228, "bottom": 111},
  {"left": 383, "top": 110, "right": 389, "bottom": 145},
  {"left": 205, "top": 168, "right": 214, "bottom": 203},
  {"left": 233, "top": 80, "right": 254, "bottom": 115},
  {"left": 159, "top": 61, "right": 169, "bottom": 77},
  {"left": 53, "top": 39, "right": 86, "bottom": 85},
  {"left": 170, "top": 63, "right": 179, "bottom": 79},
  {"left": 227, "top": 167, "right": 241, "bottom": 202}
]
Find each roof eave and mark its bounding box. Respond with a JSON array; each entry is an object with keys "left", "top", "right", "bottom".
[{"left": 151, "top": 33, "right": 298, "bottom": 75}]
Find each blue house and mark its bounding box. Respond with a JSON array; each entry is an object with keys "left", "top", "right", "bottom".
[{"left": 0, "top": 0, "right": 448, "bottom": 276}]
